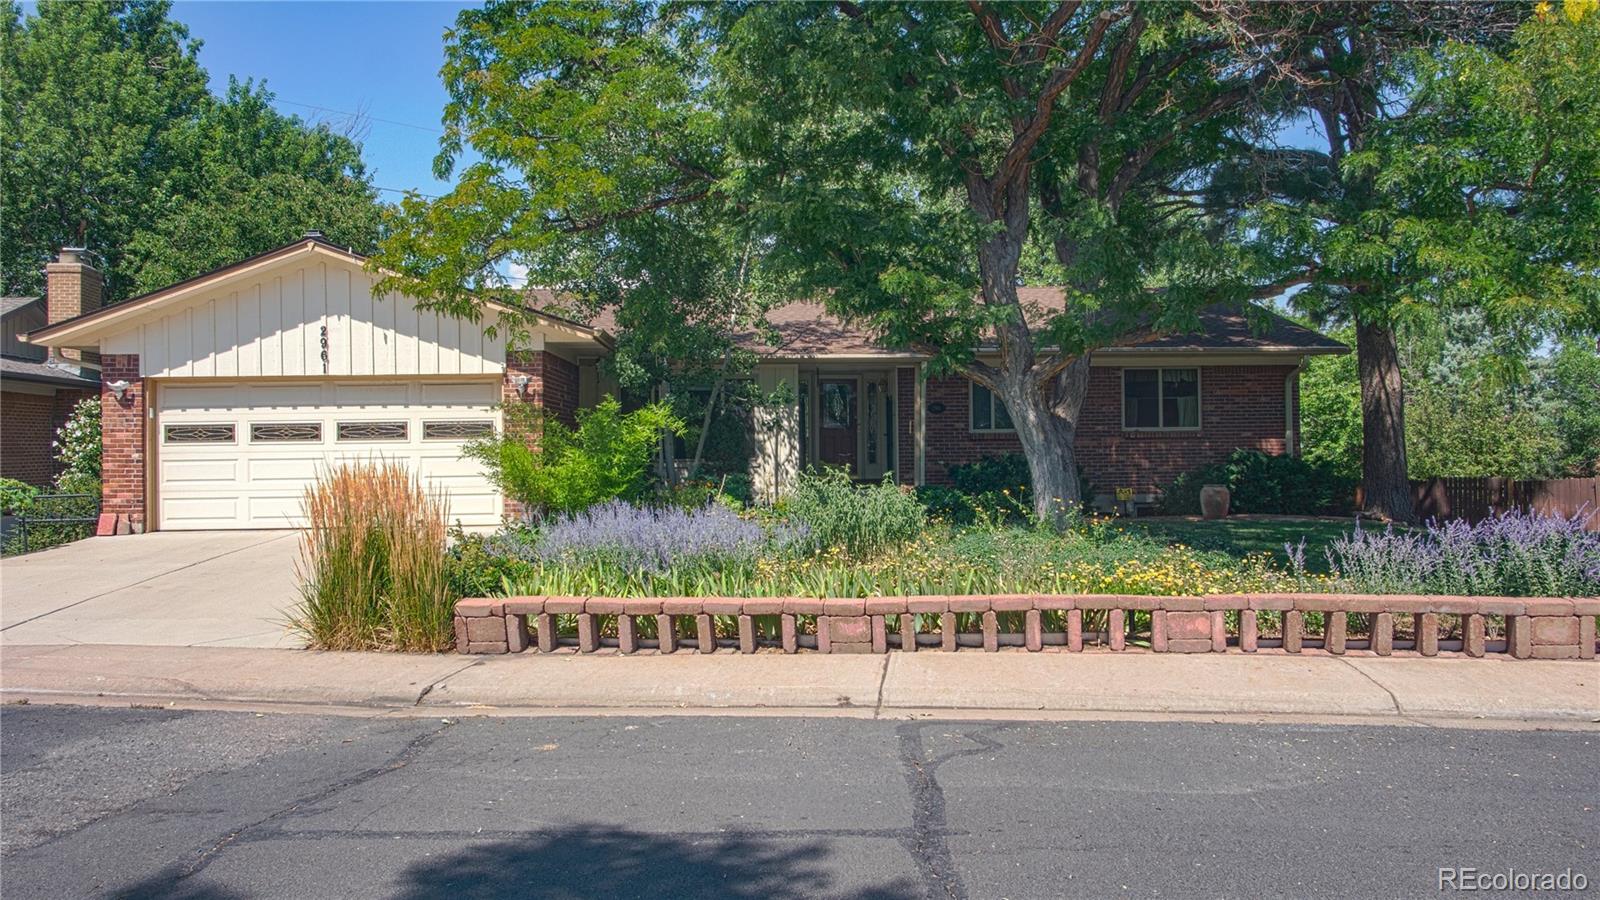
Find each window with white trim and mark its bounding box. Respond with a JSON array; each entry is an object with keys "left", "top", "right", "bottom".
[
  {"left": 1122, "top": 368, "right": 1200, "bottom": 429},
  {"left": 969, "top": 382, "right": 1014, "bottom": 432}
]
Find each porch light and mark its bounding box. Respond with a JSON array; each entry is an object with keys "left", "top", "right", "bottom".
[
  {"left": 106, "top": 379, "right": 131, "bottom": 401},
  {"left": 510, "top": 373, "right": 532, "bottom": 395}
]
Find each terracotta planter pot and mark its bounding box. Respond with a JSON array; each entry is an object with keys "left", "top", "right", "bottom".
[{"left": 1200, "top": 484, "right": 1231, "bottom": 520}]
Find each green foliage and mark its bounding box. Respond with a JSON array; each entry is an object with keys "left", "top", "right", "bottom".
[
  {"left": 915, "top": 485, "right": 975, "bottom": 526},
  {"left": 783, "top": 468, "right": 925, "bottom": 557},
  {"left": 465, "top": 397, "right": 684, "bottom": 517},
  {"left": 1, "top": 480, "right": 99, "bottom": 556},
  {"left": 1297, "top": 334, "right": 1363, "bottom": 480},
  {"left": 1542, "top": 341, "right": 1600, "bottom": 476},
  {"left": 948, "top": 454, "right": 1031, "bottom": 498},
  {"left": 1405, "top": 377, "right": 1563, "bottom": 479},
  {"left": 51, "top": 395, "right": 100, "bottom": 481},
  {"left": 446, "top": 526, "right": 535, "bottom": 601},
  {"left": 1158, "top": 450, "right": 1356, "bottom": 517},
  {"left": 1, "top": 2, "right": 381, "bottom": 299},
  {"left": 0, "top": 478, "right": 38, "bottom": 514},
  {"left": 375, "top": 2, "right": 1381, "bottom": 520}
]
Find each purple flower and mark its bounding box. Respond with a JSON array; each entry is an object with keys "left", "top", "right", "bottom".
[
  {"left": 532, "top": 500, "right": 804, "bottom": 574},
  {"left": 1328, "top": 507, "right": 1600, "bottom": 596}
]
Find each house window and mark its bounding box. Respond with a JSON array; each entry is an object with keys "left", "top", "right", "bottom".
[
  {"left": 969, "top": 383, "right": 1014, "bottom": 432},
  {"left": 1123, "top": 368, "right": 1200, "bottom": 429},
  {"left": 250, "top": 423, "right": 321, "bottom": 442},
  {"left": 164, "top": 424, "right": 235, "bottom": 443},
  {"left": 422, "top": 420, "right": 495, "bottom": 440},
  {"left": 337, "top": 421, "right": 408, "bottom": 441}
]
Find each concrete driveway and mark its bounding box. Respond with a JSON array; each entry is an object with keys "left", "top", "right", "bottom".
[{"left": 1, "top": 531, "right": 302, "bottom": 648}]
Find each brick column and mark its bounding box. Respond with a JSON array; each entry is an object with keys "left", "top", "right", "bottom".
[
  {"left": 500, "top": 350, "right": 582, "bottom": 522},
  {"left": 98, "top": 354, "right": 145, "bottom": 534}
]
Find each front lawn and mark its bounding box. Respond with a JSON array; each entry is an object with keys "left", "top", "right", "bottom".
[{"left": 1123, "top": 516, "right": 1363, "bottom": 574}]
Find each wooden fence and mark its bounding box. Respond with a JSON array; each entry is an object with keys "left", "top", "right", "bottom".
[{"left": 1409, "top": 476, "right": 1600, "bottom": 529}]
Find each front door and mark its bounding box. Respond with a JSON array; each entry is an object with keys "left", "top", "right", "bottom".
[{"left": 817, "top": 379, "right": 858, "bottom": 474}]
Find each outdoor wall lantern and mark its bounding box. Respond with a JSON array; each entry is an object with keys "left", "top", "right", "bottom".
[
  {"left": 510, "top": 373, "right": 532, "bottom": 396},
  {"left": 106, "top": 379, "right": 132, "bottom": 402}
]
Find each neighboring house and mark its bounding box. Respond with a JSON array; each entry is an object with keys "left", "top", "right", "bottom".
[
  {"left": 25, "top": 234, "right": 1345, "bottom": 533},
  {"left": 1, "top": 250, "right": 104, "bottom": 485},
  {"left": 25, "top": 234, "right": 608, "bottom": 533}
]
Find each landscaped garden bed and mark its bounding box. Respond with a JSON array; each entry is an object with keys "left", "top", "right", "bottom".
[{"left": 290, "top": 430, "right": 1598, "bottom": 660}]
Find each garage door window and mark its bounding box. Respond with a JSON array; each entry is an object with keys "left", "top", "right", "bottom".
[
  {"left": 423, "top": 420, "right": 495, "bottom": 440},
  {"left": 250, "top": 423, "right": 321, "bottom": 442},
  {"left": 337, "top": 421, "right": 408, "bottom": 441},
  {"left": 164, "top": 424, "right": 235, "bottom": 443}
]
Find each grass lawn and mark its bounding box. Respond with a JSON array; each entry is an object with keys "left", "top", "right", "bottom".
[{"left": 1124, "top": 515, "right": 1361, "bottom": 574}]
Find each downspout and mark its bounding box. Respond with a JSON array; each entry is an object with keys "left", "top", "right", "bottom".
[{"left": 1285, "top": 357, "right": 1308, "bottom": 457}]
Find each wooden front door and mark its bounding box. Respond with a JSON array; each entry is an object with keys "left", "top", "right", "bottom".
[{"left": 817, "top": 379, "right": 858, "bottom": 473}]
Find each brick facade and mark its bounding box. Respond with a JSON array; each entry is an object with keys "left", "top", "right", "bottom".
[
  {"left": 920, "top": 364, "right": 1298, "bottom": 495},
  {"left": 896, "top": 366, "right": 915, "bottom": 485},
  {"left": 500, "top": 350, "right": 582, "bottom": 520},
  {"left": 98, "top": 354, "right": 145, "bottom": 533},
  {"left": 0, "top": 387, "right": 94, "bottom": 486}
]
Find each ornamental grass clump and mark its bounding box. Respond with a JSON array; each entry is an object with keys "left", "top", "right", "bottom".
[
  {"left": 1326, "top": 509, "right": 1600, "bottom": 596},
  {"left": 292, "top": 462, "right": 454, "bottom": 652},
  {"left": 783, "top": 468, "right": 925, "bottom": 557}
]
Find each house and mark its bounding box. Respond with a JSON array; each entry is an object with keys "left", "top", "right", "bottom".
[
  {"left": 1, "top": 250, "right": 104, "bottom": 485},
  {"left": 24, "top": 235, "right": 1345, "bottom": 532},
  {"left": 579, "top": 291, "right": 1347, "bottom": 509}
]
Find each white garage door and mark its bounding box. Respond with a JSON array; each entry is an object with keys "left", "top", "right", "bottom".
[{"left": 155, "top": 379, "right": 502, "bottom": 530}]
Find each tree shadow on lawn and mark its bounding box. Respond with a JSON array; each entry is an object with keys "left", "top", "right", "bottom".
[{"left": 392, "top": 824, "right": 917, "bottom": 900}]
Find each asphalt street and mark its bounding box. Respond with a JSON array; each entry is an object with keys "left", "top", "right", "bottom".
[{"left": 0, "top": 704, "right": 1595, "bottom": 899}]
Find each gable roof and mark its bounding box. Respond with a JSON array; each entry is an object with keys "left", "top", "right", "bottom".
[
  {"left": 561, "top": 288, "right": 1346, "bottom": 361},
  {"left": 25, "top": 236, "right": 610, "bottom": 351}
]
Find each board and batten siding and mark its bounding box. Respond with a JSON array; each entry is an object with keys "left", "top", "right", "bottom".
[{"left": 101, "top": 258, "right": 505, "bottom": 378}]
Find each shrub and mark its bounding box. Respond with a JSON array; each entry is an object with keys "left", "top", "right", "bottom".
[
  {"left": 948, "top": 453, "right": 1032, "bottom": 498},
  {"left": 784, "top": 468, "right": 925, "bottom": 557},
  {"left": 1, "top": 477, "right": 99, "bottom": 555},
  {"left": 52, "top": 396, "right": 101, "bottom": 480},
  {"left": 1158, "top": 450, "right": 1356, "bottom": 516},
  {"left": 446, "top": 526, "right": 536, "bottom": 599},
  {"left": 916, "top": 485, "right": 976, "bottom": 524},
  {"left": 290, "top": 462, "right": 454, "bottom": 652},
  {"left": 1324, "top": 509, "right": 1600, "bottom": 597},
  {"left": 0, "top": 478, "right": 38, "bottom": 515},
  {"left": 465, "top": 397, "right": 684, "bottom": 518}
]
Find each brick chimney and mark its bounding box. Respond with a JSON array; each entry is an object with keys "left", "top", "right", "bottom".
[{"left": 44, "top": 247, "right": 103, "bottom": 363}]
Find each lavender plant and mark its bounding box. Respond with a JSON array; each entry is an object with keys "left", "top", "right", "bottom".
[
  {"left": 1325, "top": 509, "right": 1600, "bottom": 596},
  {"left": 532, "top": 500, "right": 804, "bottom": 574}
]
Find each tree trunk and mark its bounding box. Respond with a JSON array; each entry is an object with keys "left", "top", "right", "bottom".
[
  {"left": 1356, "top": 320, "right": 1415, "bottom": 523},
  {"left": 995, "top": 362, "right": 1085, "bottom": 527}
]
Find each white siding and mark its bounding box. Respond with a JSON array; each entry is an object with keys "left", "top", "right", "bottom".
[{"left": 102, "top": 256, "right": 505, "bottom": 378}]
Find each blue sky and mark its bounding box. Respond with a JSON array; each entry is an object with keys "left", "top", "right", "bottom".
[{"left": 171, "top": 1, "right": 474, "bottom": 199}]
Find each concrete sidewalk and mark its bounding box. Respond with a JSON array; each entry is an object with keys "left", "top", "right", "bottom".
[{"left": 2, "top": 643, "right": 1595, "bottom": 727}]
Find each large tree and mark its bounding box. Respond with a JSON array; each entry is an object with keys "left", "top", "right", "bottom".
[
  {"left": 1225, "top": 3, "right": 1600, "bottom": 519},
  {"left": 381, "top": 1, "right": 1372, "bottom": 522},
  {"left": 1, "top": 0, "right": 383, "bottom": 301}
]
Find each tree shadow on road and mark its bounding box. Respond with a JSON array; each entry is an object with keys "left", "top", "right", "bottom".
[{"left": 393, "top": 823, "right": 917, "bottom": 900}]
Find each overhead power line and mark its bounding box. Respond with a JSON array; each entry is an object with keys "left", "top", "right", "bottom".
[{"left": 274, "top": 98, "right": 446, "bottom": 135}]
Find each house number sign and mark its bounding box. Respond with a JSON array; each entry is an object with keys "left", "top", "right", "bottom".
[{"left": 320, "top": 325, "right": 330, "bottom": 374}]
